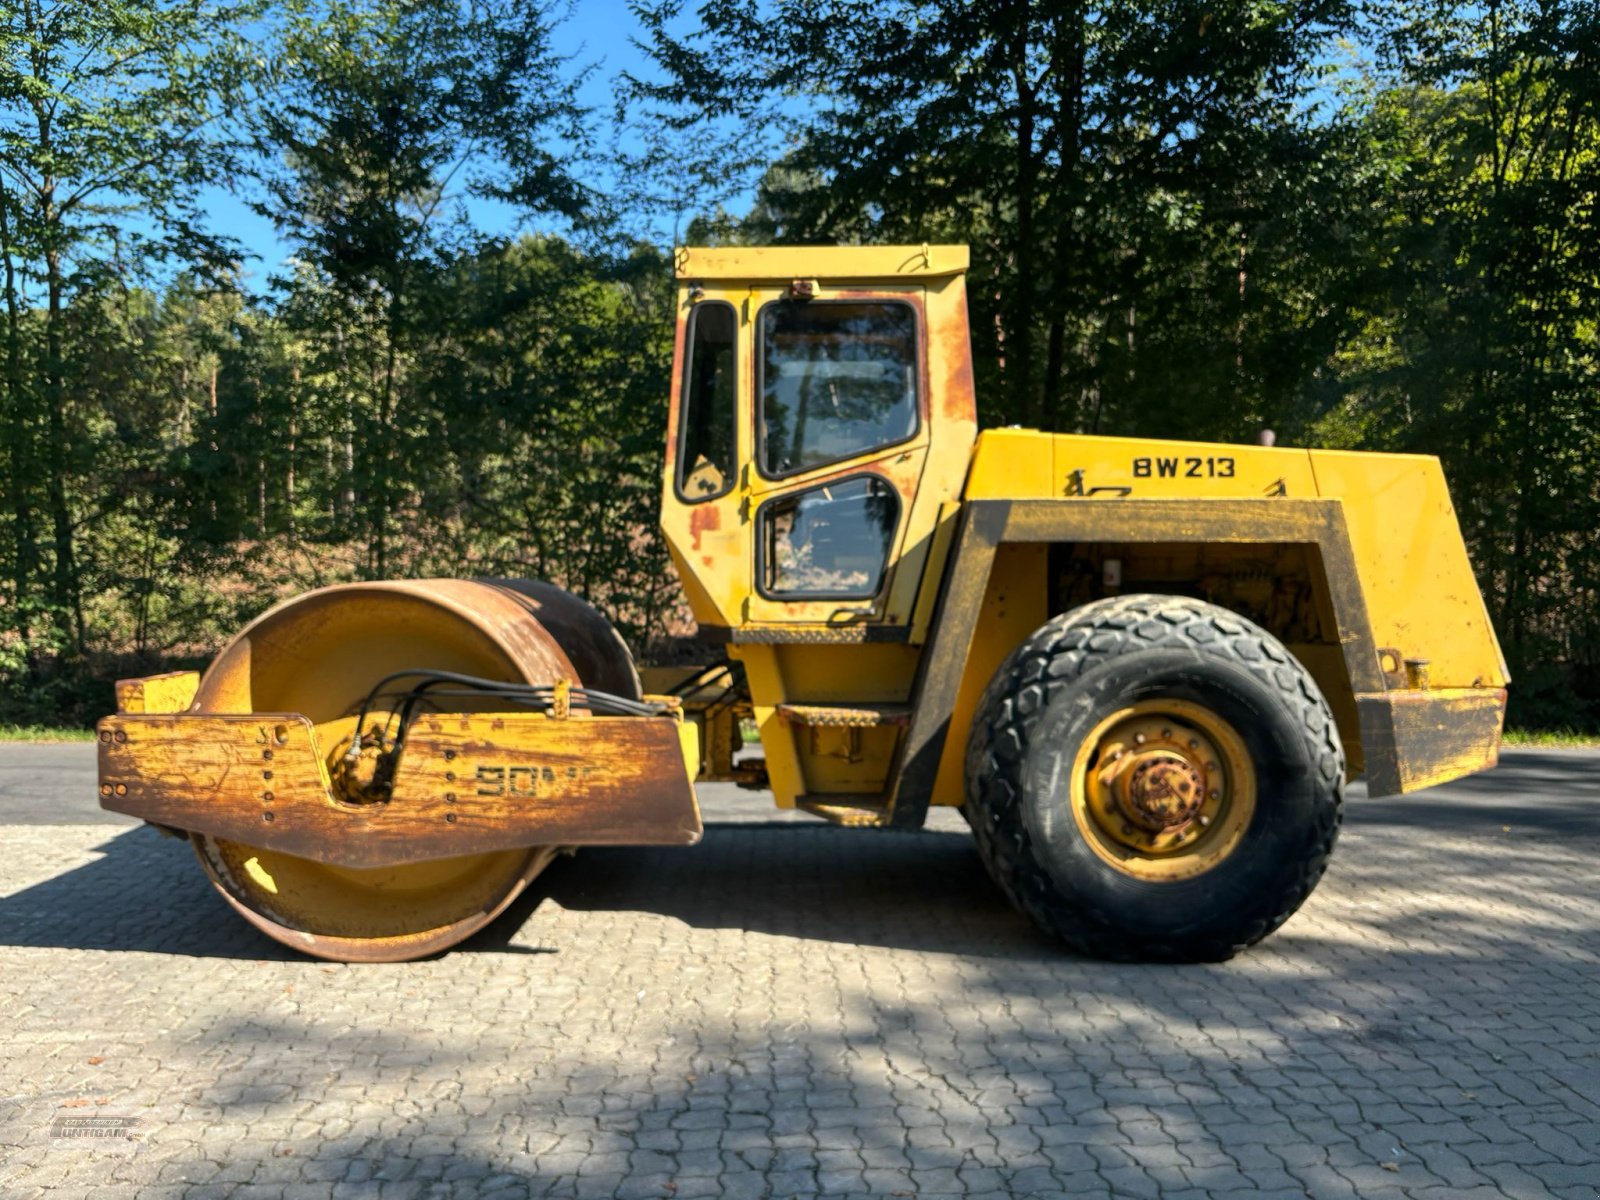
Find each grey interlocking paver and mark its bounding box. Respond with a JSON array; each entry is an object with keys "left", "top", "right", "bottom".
[{"left": 3, "top": 754, "right": 1600, "bottom": 1197}]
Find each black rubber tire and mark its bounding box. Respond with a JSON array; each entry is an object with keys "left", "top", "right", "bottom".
[{"left": 964, "top": 594, "right": 1344, "bottom": 963}]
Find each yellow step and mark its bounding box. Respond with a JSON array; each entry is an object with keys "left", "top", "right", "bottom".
[{"left": 776, "top": 703, "right": 911, "bottom": 729}]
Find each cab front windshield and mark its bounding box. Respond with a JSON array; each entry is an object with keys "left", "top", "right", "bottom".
[{"left": 760, "top": 301, "right": 918, "bottom": 477}]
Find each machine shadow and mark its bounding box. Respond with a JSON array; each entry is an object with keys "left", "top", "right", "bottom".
[
  {"left": 8, "top": 747, "right": 1596, "bottom": 964},
  {"left": 0, "top": 816, "right": 1056, "bottom": 962},
  {"left": 1345, "top": 748, "right": 1600, "bottom": 836},
  {"left": 0, "top": 826, "right": 299, "bottom": 960},
  {"left": 472, "top": 818, "right": 1059, "bottom": 960}
]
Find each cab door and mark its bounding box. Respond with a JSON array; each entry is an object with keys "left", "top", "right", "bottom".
[
  {"left": 661, "top": 293, "right": 751, "bottom": 630},
  {"left": 741, "top": 284, "right": 932, "bottom": 630}
]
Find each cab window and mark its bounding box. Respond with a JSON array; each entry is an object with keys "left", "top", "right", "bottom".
[
  {"left": 676, "top": 301, "right": 737, "bottom": 501},
  {"left": 759, "top": 301, "right": 918, "bottom": 477},
  {"left": 759, "top": 476, "right": 900, "bottom": 598}
]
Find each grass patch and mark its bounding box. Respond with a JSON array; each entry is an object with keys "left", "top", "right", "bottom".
[
  {"left": 0, "top": 724, "right": 97, "bottom": 743},
  {"left": 1503, "top": 728, "right": 1600, "bottom": 749},
  {"left": 3, "top": 721, "right": 1595, "bottom": 750}
]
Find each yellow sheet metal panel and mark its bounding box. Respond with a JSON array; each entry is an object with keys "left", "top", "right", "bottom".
[
  {"left": 729, "top": 643, "right": 808, "bottom": 807},
  {"left": 114, "top": 670, "right": 200, "bottom": 714},
  {"left": 884, "top": 272, "right": 981, "bottom": 629},
  {"left": 666, "top": 541, "right": 737, "bottom": 629},
  {"left": 99, "top": 710, "right": 703, "bottom": 867},
  {"left": 968, "top": 430, "right": 1323, "bottom": 502},
  {"left": 909, "top": 500, "right": 962, "bottom": 645},
  {"left": 1357, "top": 687, "right": 1506, "bottom": 796},
  {"left": 788, "top": 723, "right": 902, "bottom": 794},
  {"left": 772, "top": 644, "right": 919, "bottom": 702},
  {"left": 964, "top": 432, "right": 1505, "bottom": 689},
  {"left": 1309, "top": 450, "right": 1508, "bottom": 689},
  {"left": 677, "top": 717, "right": 702, "bottom": 782},
  {"left": 677, "top": 244, "right": 969, "bottom": 281},
  {"left": 971, "top": 430, "right": 1321, "bottom": 501},
  {"left": 1050, "top": 433, "right": 1321, "bottom": 500},
  {"left": 965, "top": 429, "right": 1058, "bottom": 498},
  {"left": 929, "top": 542, "right": 1048, "bottom": 808}
]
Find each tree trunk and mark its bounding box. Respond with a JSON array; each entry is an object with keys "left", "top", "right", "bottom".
[
  {"left": 1040, "top": 7, "right": 1085, "bottom": 431},
  {"left": 286, "top": 364, "right": 299, "bottom": 539},
  {"left": 334, "top": 327, "right": 356, "bottom": 530},
  {"left": 372, "top": 318, "right": 401, "bottom": 580},
  {"left": 1009, "top": 7, "right": 1037, "bottom": 427},
  {"left": 0, "top": 188, "right": 35, "bottom": 643},
  {"left": 43, "top": 235, "right": 84, "bottom": 652}
]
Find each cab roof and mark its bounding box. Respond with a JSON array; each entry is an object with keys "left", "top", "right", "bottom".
[{"left": 674, "top": 244, "right": 969, "bottom": 282}]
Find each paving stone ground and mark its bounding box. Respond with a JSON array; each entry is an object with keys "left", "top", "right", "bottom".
[{"left": 1, "top": 750, "right": 1598, "bottom": 1198}]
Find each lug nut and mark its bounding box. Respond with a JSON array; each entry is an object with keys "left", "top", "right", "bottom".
[
  {"left": 1134, "top": 732, "right": 1147, "bottom": 745},
  {"left": 1209, "top": 790, "right": 1220, "bottom": 801},
  {"left": 1199, "top": 814, "right": 1212, "bottom": 826},
  {"left": 1188, "top": 739, "right": 1199, "bottom": 749}
]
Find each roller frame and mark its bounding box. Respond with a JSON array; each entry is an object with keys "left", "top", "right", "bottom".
[{"left": 98, "top": 702, "right": 703, "bottom": 869}]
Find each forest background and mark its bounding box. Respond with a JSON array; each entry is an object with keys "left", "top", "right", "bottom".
[{"left": 1, "top": 0, "right": 1595, "bottom": 733}]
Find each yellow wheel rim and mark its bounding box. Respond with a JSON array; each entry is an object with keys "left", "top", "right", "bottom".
[{"left": 1069, "top": 698, "right": 1257, "bottom": 882}]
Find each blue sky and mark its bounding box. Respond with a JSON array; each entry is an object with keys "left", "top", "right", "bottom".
[{"left": 209, "top": 0, "right": 669, "bottom": 290}]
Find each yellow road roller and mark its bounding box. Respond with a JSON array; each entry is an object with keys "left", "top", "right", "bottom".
[{"left": 101, "top": 245, "right": 1508, "bottom": 963}]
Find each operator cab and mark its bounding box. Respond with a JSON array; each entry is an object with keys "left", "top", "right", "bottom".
[{"left": 661, "top": 247, "right": 978, "bottom": 640}]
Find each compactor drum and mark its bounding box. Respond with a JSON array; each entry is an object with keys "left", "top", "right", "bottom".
[
  {"left": 102, "top": 244, "right": 1509, "bottom": 963},
  {"left": 100, "top": 579, "right": 701, "bottom": 962}
]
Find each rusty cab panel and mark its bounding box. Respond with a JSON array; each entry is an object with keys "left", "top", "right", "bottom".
[{"left": 659, "top": 246, "right": 978, "bottom": 818}]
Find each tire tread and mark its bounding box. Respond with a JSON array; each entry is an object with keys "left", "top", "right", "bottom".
[{"left": 964, "top": 594, "right": 1344, "bottom": 963}]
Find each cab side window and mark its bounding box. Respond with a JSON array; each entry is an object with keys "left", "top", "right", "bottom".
[
  {"left": 760, "top": 476, "right": 900, "bottom": 598},
  {"left": 759, "top": 302, "right": 918, "bottom": 477},
  {"left": 677, "top": 302, "right": 737, "bottom": 500}
]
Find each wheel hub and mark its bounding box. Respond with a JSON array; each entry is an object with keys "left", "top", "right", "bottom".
[
  {"left": 1081, "top": 709, "right": 1242, "bottom": 859},
  {"left": 1121, "top": 754, "right": 1206, "bottom": 831}
]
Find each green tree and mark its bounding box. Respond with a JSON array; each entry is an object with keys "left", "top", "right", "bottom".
[
  {"left": 408, "top": 236, "right": 679, "bottom": 644},
  {"left": 1312, "top": 1, "right": 1600, "bottom": 727},
  {"left": 630, "top": 0, "right": 1363, "bottom": 437},
  {"left": 0, "top": 0, "right": 258, "bottom": 654},
  {"left": 250, "top": 0, "right": 592, "bottom": 578},
  {"left": 63, "top": 275, "right": 249, "bottom": 662}
]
